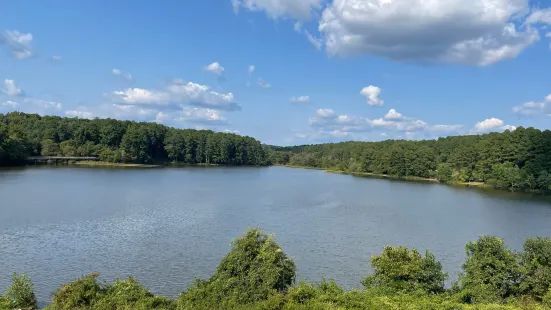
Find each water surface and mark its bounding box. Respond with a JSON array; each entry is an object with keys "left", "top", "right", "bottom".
[{"left": 1, "top": 166, "right": 551, "bottom": 304}]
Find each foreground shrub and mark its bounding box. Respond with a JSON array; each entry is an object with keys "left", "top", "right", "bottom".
[
  {"left": 178, "top": 228, "right": 296, "bottom": 308},
  {"left": 3, "top": 272, "right": 37, "bottom": 309},
  {"left": 362, "top": 246, "right": 448, "bottom": 294},
  {"left": 519, "top": 237, "right": 551, "bottom": 300},
  {"left": 92, "top": 277, "right": 176, "bottom": 310},
  {"left": 45, "top": 273, "right": 107, "bottom": 310},
  {"left": 460, "top": 236, "right": 521, "bottom": 302}
]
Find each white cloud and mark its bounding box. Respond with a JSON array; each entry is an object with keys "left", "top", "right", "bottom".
[
  {"left": 384, "top": 108, "right": 404, "bottom": 121},
  {"left": 65, "top": 110, "right": 94, "bottom": 119},
  {"left": 428, "top": 124, "right": 464, "bottom": 133},
  {"left": 111, "top": 79, "right": 241, "bottom": 111},
  {"left": 0, "top": 100, "right": 18, "bottom": 108},
  {"left": 526, "top": 9, "right": 551, "bottom": 24},
  {"left": 223, "top": 129, "right": 241, "bottom": 134},
  {"left": 512, "top": 93, "right": 551, "bottom": 117},
  {"left": 177, "top": 107, "right": 226, "bottom": 124},
  {"left": 2, "top": 79, "right": 25, "bottom": 97},
  {"left": 248, "top": 65, "right": 255, "bottom": 74},
  {"left": 305, "top": 30, "right": 322, "bottom": 50},
  {"left": 315, "top": 108, "right": 336, "bottom": 118},
  {"left": 25, "top": 98, "right": 62, "bottom": 110},
  {"left": 257, "top": 77, "right": 271, "bottom": 88},
  {"left": 111, "top": 68, "right": 134, "bottom": 82},
  {"left": 50, "top": 55, "right": 62, "bottom": 63},
  {"left": 360, "top": 85, "right": 384, "bottom": 106},
  {"left": 232, "top": 0, "right": 324, "bottom": 20},
  {"left": 309, "top": 108, "right": 463, "bottom": 139},
  {"left": 318, "top": 0, "right": 540, "bottom": 66},
  {"left": 204, "top": 62, "right": 225, "bottom": 77},
  {"left": 0, "top": 30, "right": 33, "bottom": 59},
  {"left": 113, "top": 88, "right": 170, "bottom": 105},
  {"left": 294, "top": 22, "right": 303, "bottom": 32},
  {"left": 291, "top": 95, "right": 310, "bottom": 103},
  {"left": 473, "top": 118, "right": 516, "bottom": 133}
]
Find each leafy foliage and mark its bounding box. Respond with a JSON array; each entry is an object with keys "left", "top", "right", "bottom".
[
  {"left": 3, "top": 273, "right": 37, "bottom": 310},
  {"left": 178, "top": 229, "right": 296, "bottom": 308},
  {"left": 0, "top": 112, "right": 269, "bottom": 166},
  {"left": 272, "top": 127, "right": 551, "bottom": 191},
  {"left": 362, "top": 246, "right": 447, "bottom": 294},
  {"left": 459, "top": 236, "right": 521, "bottom": 302},
  {"left": 3, "top": 230, "right": 551, "bottom": 309}
]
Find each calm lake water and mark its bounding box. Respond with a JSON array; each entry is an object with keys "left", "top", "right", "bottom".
[{"left": 1, "top": 166, "right": 551, "bottom": 305}]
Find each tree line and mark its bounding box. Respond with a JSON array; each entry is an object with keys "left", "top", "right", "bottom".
[
  {"left": 2, "top": 229, "right": 551, "bottom": 309},
  {"left": 270, "top": 127, "right": 551, "bottom": 192},
  {"left": 0, "top": 112, "right": 270, "bottom": 166}
]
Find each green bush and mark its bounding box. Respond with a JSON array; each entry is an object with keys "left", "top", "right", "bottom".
[
  {"left": 519, "top": 237, "right": 551, "bottom": 300},
  {"left": 3, "top": 272, "right": 37, "bottom": 309},
  {"left": 362, "top": 246, "right": 448, "bottom": 294},
  {"left": 460, "top": 236, "right": 521, "bottom": 302},
  {"left": 45, "top": 273, "right": 107, "bottom": 310},
  {"left": 178, "top": 229, "right": 296, "bottom": 308},
  {"left": 92, "top": 277, "right": 176, "bottom": 309}
]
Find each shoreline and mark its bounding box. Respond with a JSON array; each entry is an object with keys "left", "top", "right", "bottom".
[
  {"left": 278, "top": 165, "right": 510, "bottom": 191},
  {"left": 73, "top": 161, "right": 162, "bottom": 168}
]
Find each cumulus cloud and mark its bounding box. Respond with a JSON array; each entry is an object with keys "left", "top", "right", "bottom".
[
  {"left": 223, "top": 129, "right": 241, "bottom": 134},
  {"left": 204, "top": 62, "right": 225, "bottom": 77},
  {"left": 308, "top": 108, "right": 463, "bottom": 139},
  {"left": 291, "top": 95, "right": 310, "bottom": 103},
  {"left": 305, "top": 30, "right": 323, "bottom": 50},
  {"left": 318, "top": 0, "right": 542, "bottom": 66},
  {"left": 248, "top": 65, "right": 255, "bottom": 74},
  {"left": 111, "top": 68, "right": 134, "bottom": 82},
  {"left": 384, "top": 108, "right": 404, "bottom": 121},
  {"left": 111, "top": 79, "right": 241, "bottom": 111},
  {"left": 50, "top": 55, "right": 62, "bottom": 64},
  {"left": 473, "top": 118, "right": 516, "bottom": 133},
  {"left": 25, "top": 98, "right": 62, "bottom": 110},
  {"left": 0, "top": 100, "right": 18, "bottom": 108},
  {"left": 360, "top": 85, "right": 384, "bottom": 106},
  {"left": 0, "top": 30, "right": 33, "bottom": 59},
  {"left": 257, "top": 77, "right": 271, "bottom": 89},
  {"left": 512, "top": 93, "right": 551, "bottom": 117},
  {"left": 526, "top": 8, "right": 551, "bottom": 24},
  {"left": 65, "top": 109, "right": 94, "bottom": 119},
  {"left": 176, "top": 107, "right": 227, "bottom": 124},
  {"left": 232, "top": 0, "right": 324, "bottom": 20},
  {"left": 2, "top": 79, "right": 25, "bottom": 97}
]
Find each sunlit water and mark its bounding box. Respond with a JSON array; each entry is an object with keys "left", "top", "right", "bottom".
[{"left": 1, "top": 166, "right": 551, "bottom": 305}]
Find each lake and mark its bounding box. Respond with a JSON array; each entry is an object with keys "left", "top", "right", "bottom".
[{"left": 1, "top": 166, "right": 551, "bottom": 305}]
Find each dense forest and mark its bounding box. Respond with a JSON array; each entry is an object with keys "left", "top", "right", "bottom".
[
  {"left": 0, "top": 112, "right": 270, "bottom": 166},
  {"left": 2, "top": 229, "right": 551, "bottom": 309},
  {"left": 2, "top": 112, "right": 551, "bottom": 192},
  {"left": 270, "top": 127, "right": 551, "bottom": 192}
]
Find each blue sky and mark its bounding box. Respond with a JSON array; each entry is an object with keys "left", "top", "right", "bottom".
[{"left": 1, "top": 0, "right": 550, "bottom": 145}]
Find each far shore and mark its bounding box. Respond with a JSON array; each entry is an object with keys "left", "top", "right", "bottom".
[
  {"left": 73, "top": 161, "right": 161, "bottom": 168},
  {"left": 280, "top": 164, "right": 493, "bottom": 189}
]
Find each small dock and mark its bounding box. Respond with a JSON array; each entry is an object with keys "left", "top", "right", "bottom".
[{"left": 27, "top": 156, "right": 99, "bottom": 165}]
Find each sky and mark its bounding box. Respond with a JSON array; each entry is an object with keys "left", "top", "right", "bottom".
[{"left": 0, "top": 0, "right": 550, "bottom": 146}]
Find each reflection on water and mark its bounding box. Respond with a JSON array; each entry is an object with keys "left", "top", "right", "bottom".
[{"left": 1, "top": 166, "right": 551, "bottom": 305}]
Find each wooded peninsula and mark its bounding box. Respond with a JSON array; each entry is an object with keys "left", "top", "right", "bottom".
[{"left": 2, "top": 112, "right": 551, "bottom": 192}]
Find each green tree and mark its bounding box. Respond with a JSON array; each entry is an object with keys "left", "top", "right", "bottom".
[
  {"left": 4, "top": 272, "right": 37, "bottom": 309},
  {"left": 41, "top": 139, "right": 60, "bottom": 156},
  {"left": 460, "top": 236, "right": 521, "bottom": 302},
  {"left": 520, "top": 237, "right": 551, "bottom": 300},
  {"left": 362, "top": 246, "right": 447, "bottom": 294},
  {"left": 179, "top": 229, "right": 296, "bottom": 307}
]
